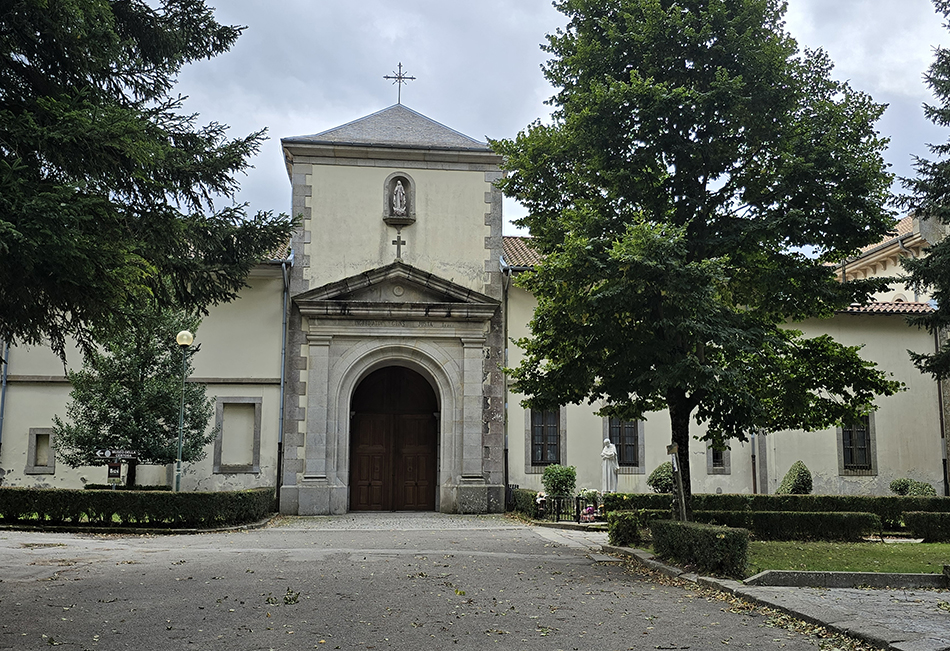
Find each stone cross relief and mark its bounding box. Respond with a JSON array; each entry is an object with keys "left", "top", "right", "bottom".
[{"left": 392, "top": 229, "right": 406, "bottom": 260}]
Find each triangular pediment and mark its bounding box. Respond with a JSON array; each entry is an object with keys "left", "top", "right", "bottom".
[{"left": 293, "top": 261, "right": 498, "bottom": 322}]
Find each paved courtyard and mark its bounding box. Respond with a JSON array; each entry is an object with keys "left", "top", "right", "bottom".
[{"left": 0, "top": 514, "right": 858, "bottom": 650}]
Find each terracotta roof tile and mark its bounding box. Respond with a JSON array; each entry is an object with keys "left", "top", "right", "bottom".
[
  {"left": 858, "top": 215, "right": 914, "bottom": 254},
  {"left": 503, "top": 236, "right": 543, "bottom": 268},
  {"left": 841, "top": 301, "right": 934, "bottom": 315}
]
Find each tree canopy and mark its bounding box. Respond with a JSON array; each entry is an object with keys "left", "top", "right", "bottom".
[
  {"left": 493, "top": 0, "right": 902, "bottom": 506},
  {"left": 0, "top": 0, "right": 295, "bottom": 361},
  {"left": 901, "top": 0, "right": 950, "bottom": 379},
  {"left": 53, "top": 305, "right": 215, "bottom": 487}
]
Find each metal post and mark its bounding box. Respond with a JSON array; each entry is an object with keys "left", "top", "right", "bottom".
[
  {"left": 174, "top": 330, "right": 193, "bottom": 492},
  {"left": 175, "top": 344, "right": 186, "bottom": 492}
]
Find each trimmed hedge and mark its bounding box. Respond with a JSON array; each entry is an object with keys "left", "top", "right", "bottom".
[
  {"left": 651, "top": 519, "right": 749, "bottom": 579},
  {"left": 606, "top": 510, "right": 642, "bottom": 546},
  {"left": 903, "top": 511, "right": 950, "bottom": 542},
  {"left": 691, "top": 510, "right": 881, "bottom": 541},
  {"left": 605, "top": 492, "right": 950, "bottom": 530},
  {"left": 0, "top": 486, "right": 275, "bottom": 528},
  {"left": 602, "top": 492, "right": 674, "bottom": 512},
  {"left": 509, "top": 488, "right": 541, "bottom": 519},
  {"left": 84, "top": 484, "right": 168, "bottom": 491}
]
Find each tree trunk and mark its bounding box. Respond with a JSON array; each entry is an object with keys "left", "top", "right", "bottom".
[
  {"left": 126, "top": 459, "right": 137, "bottom": 488},
  {"left": 668, "top": 391, "right": 693, "bottom": 518}
]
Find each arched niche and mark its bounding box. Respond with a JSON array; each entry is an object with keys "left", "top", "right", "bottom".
[{"left": 383, "top": 171, "right": 416, "bottom": 226}]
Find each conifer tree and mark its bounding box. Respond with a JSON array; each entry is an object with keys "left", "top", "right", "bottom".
[
  {"left": 0, "top": 0, "right": 294, "bottom": 361},
  {"left": 901, "top": 0, "right": 950, "bottom": 378}
]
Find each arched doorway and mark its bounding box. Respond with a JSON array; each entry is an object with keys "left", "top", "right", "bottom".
[{"left": 349, "top": 366, "right": 438, "bottom": 511}]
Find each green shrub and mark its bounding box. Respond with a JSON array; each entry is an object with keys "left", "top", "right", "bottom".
[
  {"left": 651, "top": 519, "right": 749, "bottom": 578},
  {"left": 602, "top": 492, "right": 673, "bottom": 512},
  {"left": 890, "top": 478, "right": 937, "bottom": 497},
  {"left": 607, "top": 511, "right": 642, "bottom": 546},
  {"left": 692, "top": 510, "right": 880, "bottom": 541},
  {"left": 776, "top": 460, "right": 812, "bottom": 495},
  {"left": 509, "top": 488, "right": 541, "bottom": 518},
  {"left": 0, "top": 486, "right": 275, "bottom": 528},
  {"left": 902, "top": 511, "right": 950, "bottom": 542},
  {"left": 541, "top": 464, "right": 577, "bottom": 497},
  {"left": 647, "top": 462, "right": 674, "bottom": 493}
]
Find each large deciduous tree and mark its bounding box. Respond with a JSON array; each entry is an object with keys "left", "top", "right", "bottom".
[
  {"left": 53, "top": 307, "right": 215, "bottom": 487},
  {"left": 0, "top": 0, "right": 295, "bottom": 361},
  {"left": 493, "top": 0, "right": 902, "bottom": 509},
  {"left": 901, "top": 0, "right": 950, "bottom": 379}
]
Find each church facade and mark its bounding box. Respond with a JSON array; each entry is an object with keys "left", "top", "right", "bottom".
[
  {"left": 0, "top": 106, "right": 947, "bottom": 509},
  {"left": 277, "top": 105, "right": 506, "bottom": 514}
]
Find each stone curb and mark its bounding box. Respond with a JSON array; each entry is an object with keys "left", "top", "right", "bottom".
[
  {"left": 0, "top": 514, "right": 278, "bottom": 536},
  {"left": 531, "top": 520, "right": 607, "bottom": 532},
  {"left": 600, "top": 544, "right": 950, "bottom": 651},
  {"left": 745, "top": 569, "right": 949, "bottom": 589}
]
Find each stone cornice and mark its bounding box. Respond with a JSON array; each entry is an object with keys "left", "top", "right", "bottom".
[{"left": 296, "top": 300, "right": 497, "bottom": 322}]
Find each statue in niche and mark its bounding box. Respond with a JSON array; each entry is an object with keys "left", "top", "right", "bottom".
[
  {"left": 601, "top": 438, "right": 619, "bottom": 493},
  {"left": 392, "top": 180, "right": 407, "bottom": 216}
]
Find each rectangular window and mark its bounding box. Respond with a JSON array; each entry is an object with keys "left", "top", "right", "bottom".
[
  {"left": 531, "top": 409, "right": 560, "bottom": 466},
  {"left": 706, "top": 442, "right": 731, "bottom": 475},
  {"left": 837, "top": 414, "right": 877, "bottom": 476},
  {"left": 608, "top": 418, "right": 639, "bottom": 467},
  {"left": 842, "top": 416, "right": 871, "bottom": 470},
  {"left": 26, "top": 428, "right": 55, "bottom": 475},
  {"left": 221, "top": 403, "right": 256, "bottom": 467},
  {"left": 213, "top": 397, "right": 262, "bottom": 474}
]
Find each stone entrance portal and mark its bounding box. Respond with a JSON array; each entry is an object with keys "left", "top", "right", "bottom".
[{"left": 349, "top": 366, "right": 438, "bottom": 511}]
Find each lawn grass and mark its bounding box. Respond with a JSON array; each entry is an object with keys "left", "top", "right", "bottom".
[{"left": 747, "top": 540, "right": 950, "bottom": 576}]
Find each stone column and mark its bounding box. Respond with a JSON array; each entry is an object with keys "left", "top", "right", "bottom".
[
  {"left": 458, "top": 336, "right": 488, "bottom": 512},
  {"left": 304, "top": 334, "right": 331, "bottom": 479}
]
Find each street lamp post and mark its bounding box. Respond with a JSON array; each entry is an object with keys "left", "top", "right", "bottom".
[{"left": 175, "top": 330, "right": 194, "bottom": 492}]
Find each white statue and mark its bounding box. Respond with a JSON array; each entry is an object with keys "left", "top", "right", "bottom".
[
  {"left": 601, "top": 438, "right": 619, "bottom": 493},
  {"left": 392, "top": 180, "right": 407, "bottom": 215}
]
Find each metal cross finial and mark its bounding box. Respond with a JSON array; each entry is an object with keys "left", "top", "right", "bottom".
[
  {"left": 384, "top": 62, "right": 416, "bottom": 104},
  {"left": 392, "top": 229, "right": 406, "bottom": 260}
]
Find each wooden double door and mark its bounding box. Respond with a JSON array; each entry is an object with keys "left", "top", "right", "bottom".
[{"left": 349, "top": 367, "right": 438, "bottom": 511}]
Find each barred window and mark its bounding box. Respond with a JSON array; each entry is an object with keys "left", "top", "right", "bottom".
[
  {"left": 842, "top": 416, "right": 871, "bottom": 470},
  {"left": 608, "top": 418, "right": 640, "bottom": 467},
  {"left": 531, "top": 409, "right": 560, "bottom": 466}
]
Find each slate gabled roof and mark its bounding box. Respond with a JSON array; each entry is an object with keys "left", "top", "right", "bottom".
[{"left": 282, "top": 104, "right": 488, "bottom": 151}]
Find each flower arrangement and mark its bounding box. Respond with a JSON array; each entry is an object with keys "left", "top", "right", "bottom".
[{"left": 577, "top": 487, "right": 601, "bottom": 506}]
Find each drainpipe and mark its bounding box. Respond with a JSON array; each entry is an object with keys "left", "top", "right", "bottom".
[
  {"left": 0, "top": 340, "right": 8, "bottom": 457},
  {"left": 500, "top": 255, "right": 511, "bottom": 507},
  {"left": 276, "top": 249, "right": 294, "bottom": 511}
]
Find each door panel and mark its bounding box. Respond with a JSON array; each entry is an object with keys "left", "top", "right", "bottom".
[
  {"left": 394, "top": 414, "right": 436, "bottom": 511},
  {"left": 350, "top": 413, "right": 391, "bottom": 511}
]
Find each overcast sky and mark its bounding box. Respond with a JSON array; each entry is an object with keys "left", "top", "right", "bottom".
[{"left": 174, "top": 0, "right": 949, "bottom": 234}]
